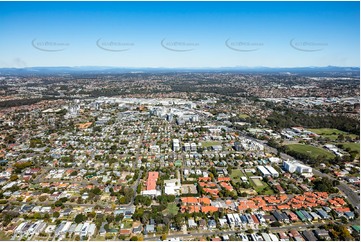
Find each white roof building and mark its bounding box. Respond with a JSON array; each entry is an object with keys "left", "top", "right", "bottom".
[
  {"left": 164, "top": 179, "right": 181, "bottom": 195},
  {"left": 265, "top": 165, "right": 279, "bottom": 178},
  {"left": 60, "top": 221, "right": 72, "bottom": 235},
  {"left": 44, "top": 225, "right": 56, "bottom": 234},
  {"left": 88, "top": 223, "right": 96, "bottom": 237},
  {"left": 81, "top": 222, "right": 90, "bottom": 238},
  {"left": 74, "top": 223, "right": 83, "bottom": 235},
  {"left": 283, "top": 160, "right": 313, "bottom": 176},
  {"left": 257, "top": 166, "right": 271, "bottom": 177},
  {"left": 188, "top": 219, "right": 197, "bottom": 228}
]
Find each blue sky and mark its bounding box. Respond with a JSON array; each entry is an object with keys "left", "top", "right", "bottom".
[{"left": 0, "top": 1, "right": 359, "bottom": 68}]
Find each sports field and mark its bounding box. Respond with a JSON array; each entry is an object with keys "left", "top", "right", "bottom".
[
  {"left": 286, "top": 144, "right": 335, "bottom": 160},
  {"left": 251, "top": 178, "right": 263, "bottom": 187},
  {"left": 309, "top": 128, "right": 358, "bottom": 140}
]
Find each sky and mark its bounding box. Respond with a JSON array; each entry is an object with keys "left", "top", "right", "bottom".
[{"left": 0, "top": 1, "right": 359, "bottom": 68}]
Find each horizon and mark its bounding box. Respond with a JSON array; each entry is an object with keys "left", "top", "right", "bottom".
[
  {"left": 0, "top": 65, "right": 360, "bottom": 70},
  {"left": 0, "top": 1, "right": 359, "bottom": 68}
]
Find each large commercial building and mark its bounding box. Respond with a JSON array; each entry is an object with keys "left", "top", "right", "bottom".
[
  {"left": 265, "top": 165, "right": 279, "bottom": 178},
  {"left": 257, "top": 165, "right": 279, "bottom": 178},
  {"left": 141, "top": 172, "right": 161, "bottom": 197},
  {"left": 257, "top": 166, "right": 271, "bottom": 177},
  {"left": 283, "top": 160, "right": 313, "bottom": 177},
  {"left": 234, "top": 138, "right": 264, "bottom": 151}
]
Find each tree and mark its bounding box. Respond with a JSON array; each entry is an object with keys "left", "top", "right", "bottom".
[
  {"left": 115, "top": 214, "right": 124, "bottom": 222},
  {"left": 174, "top": 213, "right": 184, "bottom": 228},
  {"left": 141, "top": 212, "right": 150, "bottom": 224},
  {"left": 77, "top": 197, "right": 83, "bottom": 204},
  {"left": 74, "top": 214, "right": 86, "bottom": 223},
  {"left": 9, "top": 174, "right": 18, "bottom": 181},
  {"left": 134, "top": 195, "right": 152, "bottom": 206},
  {"left": 92, "top": 187, "right": 102, "bottom": 195},
  {"left": 38, "top": 196, "right": 47, "bottom": 202},
  {"left": 53, "top": 211, "right": 60, "bottom": 218},
  {"left": 34, "top": 212, "right": 42, "bottom": 219},
  {"left": 137, "top": 184, "right": 142, "bottom": 194},
  {"left": 54, "top": 200, "right": 63, "bottom": 207},
  {"left": 87, "top": 211, "right": 96, "bottom": 219},
  {"left": 270, "top": 221, "right": 282, "bottom": 227},
  {"left": 313, "top": 177, "right": 338, "bottom": 193},
  {"left": 43, "top": 213, "right": 50, "bottom": 220},
  {"left": 106, "top": 214, "right": 114, "bottom": 223},
  {"left": 70, "top": 171, "right": 78, "bottom": 176},
  {"left": 122, "top": 187, "right": 135, "bottom": 204}
]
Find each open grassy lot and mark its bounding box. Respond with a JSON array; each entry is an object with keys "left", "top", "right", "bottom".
[
  {"left": 339, "top": 142, "right": 360, "bottom": 159},
  {"left": 308, "top": 128, "right": 347, "bottom": 135},
  {"left": 286, "top": 144, "right": 335, "bottom": 160},
  {"left": 165, "top": 203, "right": 179, "bottom": 216},
  {"left": 245, "top": 171, "right": 254, "bottom": 177},
  {"left": 249, "top": 179, "right": 274, "bottom": 195},
  {"left": 201, "top": 141, "right": 221, "bottom": 148},
  {"left": 339, "top": 142, "right": 360, "bottom": 153},
  {"left": 239, "top": 113, "right": 250, "bottom": 119},
  {"left": 309, "top": 128, "right": 358, "bottom": 140},
  {"left": 230, "top": 169, "right": 244, "bottom": 182}
]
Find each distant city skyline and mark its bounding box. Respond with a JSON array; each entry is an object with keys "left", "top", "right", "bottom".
[{"left": 0, "top": 1, "right": 359, "bottom": 68}]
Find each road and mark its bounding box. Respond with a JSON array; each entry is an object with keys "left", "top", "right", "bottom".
[
  {"left": 144, "top": 221, "right": 359, "bottom": 240},
  {"left": 10, "top": 200, "right": 100, "bottom": 208}
]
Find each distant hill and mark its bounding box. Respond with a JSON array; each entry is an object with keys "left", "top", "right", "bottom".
[{"left": 0, "top": 66, "right": 359, "bottom": 77}]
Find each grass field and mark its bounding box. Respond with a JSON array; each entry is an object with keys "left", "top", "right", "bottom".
[
  {"left": 286, "top": 144, "right": 336, "bottom": 160},
  {"left": 239, "top": 113, "right": 250, "bottom": 119},
  {"left": 245, "top": 171, "right": 254, "bottom": 177},
  {"left": 231, "top": 169, "right": 244, "bottom": 182},
  {"left": 249, "top": 179, "right": 274, "bottom": 195},
  {"left": 339, "top": 142, "right": 360, "bottom": 159},
  {"left": 165, "top": 203, "right": 179, "bottom": 216},
  {"left": 308, "top": 128, "right": 347, "bottom": 135},
  {"left": 245, "top": 171, "right": 274, "bottom": 195},
  {"left": 309, "top": 128, "right": 358, "bottom": 140},
  {"left": 251, "top": 178, "right": 263, "bottom": 187},
  {"left": 202, "top": 141, "right": 221, "bottom": 148},
  {"left": 339, "top": 142, "right": 360, "bottom": 153}
]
